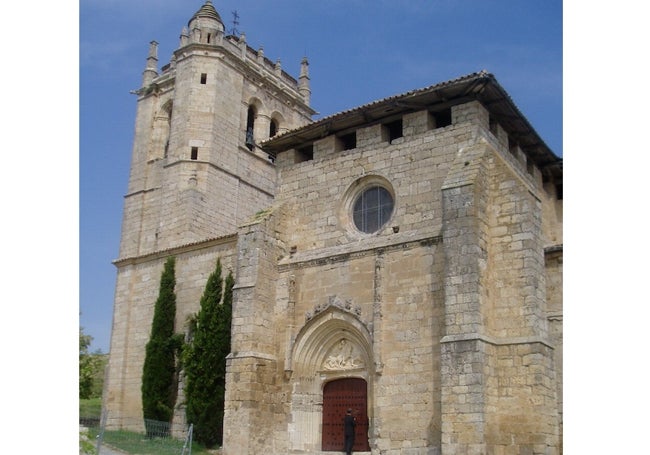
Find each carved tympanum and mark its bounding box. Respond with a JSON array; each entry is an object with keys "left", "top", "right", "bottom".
[{"left": 322, "top": 338, "right": 365, "bottom": 371}]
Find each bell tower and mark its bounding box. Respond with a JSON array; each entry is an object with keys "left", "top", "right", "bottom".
[
  {"left": 118, "top": 0, "right": 315, "bottom": 260},
  {"left": 105, "top": 0, "right": 315, "bottom": 427}
]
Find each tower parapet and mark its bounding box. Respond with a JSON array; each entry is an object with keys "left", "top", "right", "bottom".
[{"left": 145, "top": 2, "right": 312, "bottom": 111}]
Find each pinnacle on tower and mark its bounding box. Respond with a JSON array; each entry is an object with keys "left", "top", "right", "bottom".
[
  {"left": 142, "top": 41, "right": 159, "bottom": 86},
  {"left": 299, "top": 56, "right": 311, "bottom": 105},
  {"left": 179, "top": 26, "right": 189, "bottom": 47}
]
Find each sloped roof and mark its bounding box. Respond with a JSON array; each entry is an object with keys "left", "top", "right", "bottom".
[{"left": 261, "top": 71, "right": 562, "bottom": 181}]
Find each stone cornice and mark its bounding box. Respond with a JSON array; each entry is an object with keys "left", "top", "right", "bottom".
[
  {"left": 440, "top": 332, "right": 554, "bottom": 349},
  {"left": 163, "top": 158, "right": 275, "bottom": 198},
  {"left": 226, "top": 351, "right": 277, "bottom": 362},
  {"left": 173, "top": 41, "right": 315, "bottom": 116},
  {"left": 113, "top": 233, "right": 237, "bottom": 267},
  {"left": 278, "top": 233, "right": 442, "bottom": 272},
  {"left": 544, "top": 244, "right": 563, "bottom": 255}
]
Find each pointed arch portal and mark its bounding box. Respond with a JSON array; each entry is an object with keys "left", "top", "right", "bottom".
[{"left": 287, "top": 304, "right": 375, "bottom": 453}]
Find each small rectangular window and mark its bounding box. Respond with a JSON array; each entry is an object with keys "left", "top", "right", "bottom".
[
  {"left": 384, "top": 119, "right": 403, "bottom": 143},
  {"left": 431, "top": 108, "right": 452, "bottom": 129},
  {"left": 191, "top": 147, "right": 198, "bottom": 160},
  {"left": 200, "top": 73, "right": 207, "bottom": 84},
  {"left": 296, "top": 145, "right": 314, "bottom": 163},
  {"left": 339, "top": 132, "right": 356, "bottom": 151}
]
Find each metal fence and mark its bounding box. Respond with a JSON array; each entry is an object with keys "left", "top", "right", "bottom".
[{"left": 80, "top": 412, "right": 194, "bottom": 455}]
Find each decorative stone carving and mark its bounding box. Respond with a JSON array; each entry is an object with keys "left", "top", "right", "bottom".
[
  {"left": 305, "top": 295, "right": 361, "bottom": 322},
  {"left": 322, "top": 338, "right": 365, "bottom": 371}
]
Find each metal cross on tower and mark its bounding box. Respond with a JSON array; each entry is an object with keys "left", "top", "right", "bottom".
[{"left": 230, "top": 10, "right": 240, "bottom": 37}]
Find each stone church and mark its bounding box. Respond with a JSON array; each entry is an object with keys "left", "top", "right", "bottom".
[{"left": 103, "top": 1, "right": 563, "bottom": 454}]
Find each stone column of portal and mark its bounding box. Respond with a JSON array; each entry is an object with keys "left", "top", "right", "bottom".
[{"left": 222, "top": 208, "right": 280, "bottom": 455}]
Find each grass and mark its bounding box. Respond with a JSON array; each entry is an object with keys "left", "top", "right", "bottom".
[
  {"left": 79, "top": 399, "right": 217, "bottom": 455},
  {"left": 100, "top": 429, "right": 215, "bottom": 455},
  {"left": 80, "top": 397, "right": 102, "bottom": 418}
]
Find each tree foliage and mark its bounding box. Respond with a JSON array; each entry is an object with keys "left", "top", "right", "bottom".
[
  {"left": 79, "top": 326, "right": 105, "bottom": 399},
  {"left": 80, "top": 327, "right": 96, "bottom": 399},
  {"left": 141, "top": 257, "right": 181, "bottom": 429},
  {"left": 183, "top": 259, "right": 234, "bottom": 448}
]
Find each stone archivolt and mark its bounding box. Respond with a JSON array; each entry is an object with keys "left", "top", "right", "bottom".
[{"left": 289, "top": 302, "right": 372, "bottom": 378}]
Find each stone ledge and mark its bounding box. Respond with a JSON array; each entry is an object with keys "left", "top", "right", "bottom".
[
  {"left": 278, "top": 233, "right": 442, "bottom": 271},
  {"left": 440, "top": 332, "right": 553, "bottom": 349},
  {"left": 113, "top": 233, "right": 237, "bottom": 266},
  {"left": 227, "top": 351, "right": 277, "bottom": 362}
]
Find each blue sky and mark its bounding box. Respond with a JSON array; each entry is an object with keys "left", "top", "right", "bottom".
[{"left": 79, "top": 0, "right": 563, "bottom": 354}]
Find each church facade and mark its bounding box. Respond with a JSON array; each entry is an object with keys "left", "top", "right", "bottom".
[{"left": 103, "top": 2, "right": 563, "bottom": 454}]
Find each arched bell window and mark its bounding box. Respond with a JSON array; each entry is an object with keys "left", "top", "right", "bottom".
[
  {"left": 246, "top": 105, "right": 256, "bottom": 151},
  {"left": 269, "top": 118, "right": 278, "bottom": 138}
]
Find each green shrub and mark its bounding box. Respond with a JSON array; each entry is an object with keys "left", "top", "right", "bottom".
[
  {"left": 183, "top": 259, "right": 234, "bottom": 448},
  {"left": 142, "top": 257, "right": 181, "bottom": 434}
]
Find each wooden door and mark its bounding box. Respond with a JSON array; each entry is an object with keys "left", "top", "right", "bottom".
[{"left": 322, "top": 378, "right": 370, "bottom": 451}]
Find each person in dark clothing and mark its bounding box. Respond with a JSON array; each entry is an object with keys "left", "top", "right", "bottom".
[{"left": 343, "top": 408, "right": 356, "bottom": 455}]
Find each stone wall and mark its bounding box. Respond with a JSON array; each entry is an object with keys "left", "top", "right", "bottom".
[
  {"left": 218, "top": 99, "right": 563, "bottom": 454},
  {"left": 439, "top": 133, "right": 559, "bottom": 454},
  {"left": 103, "top": 238, "right": 237, "bottom": 429}
]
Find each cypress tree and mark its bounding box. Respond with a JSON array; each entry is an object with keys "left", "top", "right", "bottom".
[
  {"left": 184, "top": 259, "right": 234, "bottom": 448},
  {"left": 141, "top": 256, "right": 179, "bottom": 435}
]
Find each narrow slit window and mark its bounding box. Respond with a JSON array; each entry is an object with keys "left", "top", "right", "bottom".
[
  {"left": 191, "top": 147, "right": 198, "bottom": 160},
  {"left": 508, "top": 136, "right": 518, "bottom": 155},
  {"left": 526, "top": 159, "right": 535, "bottom": 176},
  {"left": 489, "top": 115, "right": 498, "bottom": 135},
  {"left": 200, "top": 73, "right": 207, "bottom": 84}
]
